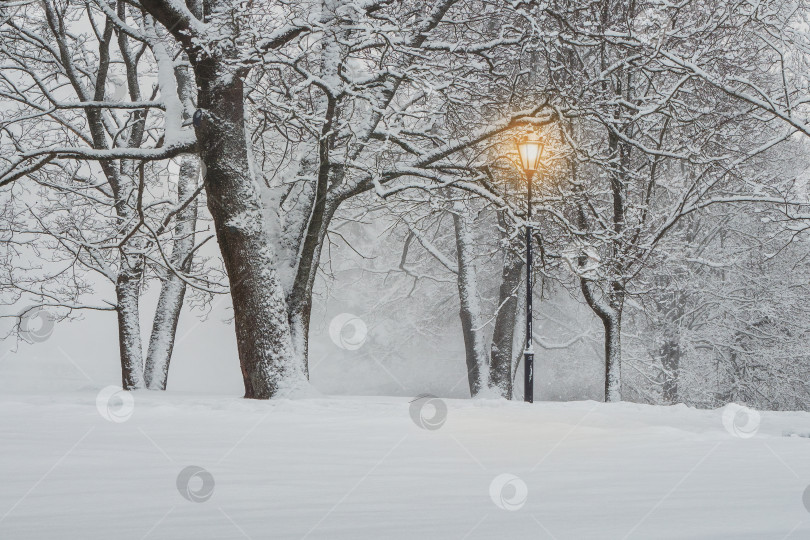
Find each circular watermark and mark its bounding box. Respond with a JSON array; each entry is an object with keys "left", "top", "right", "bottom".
[
  {"left": 721, "top": 403, "right": 760, "bottom": 439},
  {"left": 176, "top": 466, "right": 215, "bottom": 503},
  {"left": 328, "top": 313, "right": 367, "bottom": 350},
  {"left": 19, "top": 307, "right": 55, "bottom": 343},
  {"left": 409, "top": 394, "right": 447, "bottom": 431},
  {"left": 96, "top": 385, "right": 135, "bottom": 423},
  {"left": 489, "top": 473, "right": 528, "bottom": 511}
]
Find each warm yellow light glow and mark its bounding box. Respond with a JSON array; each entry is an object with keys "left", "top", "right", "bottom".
[{"left": 516, "top": 138, "right": 544, "bottom": 172}]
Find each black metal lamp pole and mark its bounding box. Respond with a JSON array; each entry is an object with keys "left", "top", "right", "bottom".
[
  {"left": 524, "top": 168, "right": 534, "bottom": 403},
  {"left": 515, "top": 138, "right": 543, "bottom": 403}
]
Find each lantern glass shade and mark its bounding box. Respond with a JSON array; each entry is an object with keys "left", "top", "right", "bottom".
[{"left": 516, "top": 139, "right": 544, "bottom": 172}]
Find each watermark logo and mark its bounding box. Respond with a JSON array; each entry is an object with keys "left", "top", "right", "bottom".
[
  {"left": 409, "top": 394, "right": 447, "bottom": 431},
  {"left": 328, "top": 313, "right": 367, "bottom": 350},
  {"left": 96, "top": 386, "right": 135, "bottom": 423},
  {"left": 19, "top": 307, "right": 55, "bottom": 343},
  {"left": 721, "top": 403, "right": 760, "bottom": 439},
  {"left": 489, "top": 473, "right": 528, "bottom": 511},
  {"left": 176, "top": 466, "right": 215, "bottom": 503},
  {"left": 803, "top": 485, "right": 810, "bottom": 513}
]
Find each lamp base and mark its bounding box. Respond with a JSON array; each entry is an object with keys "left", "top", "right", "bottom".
[{"left": 524, "top": 351, "right": 534, "bottom": 403}]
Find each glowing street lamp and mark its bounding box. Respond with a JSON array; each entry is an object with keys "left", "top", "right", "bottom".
[
  {"left": 516, "top": 138, "right": 544, "bottom": 173},
  {"left": 515, "top": 138, "right": 544, "bottom": 403}
]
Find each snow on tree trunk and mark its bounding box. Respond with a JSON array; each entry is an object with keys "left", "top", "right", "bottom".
[
  {"left": 285, "top": 99, "right": 339, "bottom": 374},
  {"left": 117, "top": 251, "right": 145, "bottom": 390},
  {"left": 489, "top": 219, "right": 523, "bottom": 399},
  {"left": 452, "top": 204, "right": 488, "bottom": 396},
  {"left": 144, "top": 155, "right": 199, "bottom": 390},
  {"left": 195, "top": 64, "right": 306, "bottom": 399},
  {"left": 114, "top": 158, "right": 146, "bottom": 390},
  {"left": 602, "top": 309, "right": 622, "bottom": 403},
  {"left": 286, "top": 199, "right": 335, "bottom": 377}
]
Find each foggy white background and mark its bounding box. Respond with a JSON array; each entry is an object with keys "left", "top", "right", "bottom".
[{"left": 1, "top": 284, "right": 604, "bottom": 400}]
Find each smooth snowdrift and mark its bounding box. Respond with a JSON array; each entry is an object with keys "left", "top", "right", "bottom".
[{"left": 1, "top": 391, "right": 809, "bottom": 539}]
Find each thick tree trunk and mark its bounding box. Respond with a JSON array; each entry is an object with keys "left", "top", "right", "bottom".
[
  {"left": 489, "top": 220, "right": 523, "bottom": 398},
  {"left": 195, "top": 64, "right": 305, "bottom": 399},
  {"left": 452, "top": 205, "right": 487, "bottom": 396},
  {"left": 117, "top": 252, "right": 145, "bottom": 389},
  {"left": 144, "top": 155, "right": 199, "bottom": 390}
]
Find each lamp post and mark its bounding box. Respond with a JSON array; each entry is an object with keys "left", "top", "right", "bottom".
[{"left": 516, "top": 138, "right": 544, "bottom": 403}]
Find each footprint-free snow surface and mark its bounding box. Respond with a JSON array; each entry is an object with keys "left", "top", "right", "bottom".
[{"left": 1, "top": 391, "right": 809, "bottom": 539}]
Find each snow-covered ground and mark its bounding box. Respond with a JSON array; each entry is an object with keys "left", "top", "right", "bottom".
[{"left": 1, "top": 390, "right": 809, "bottom": 539}]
